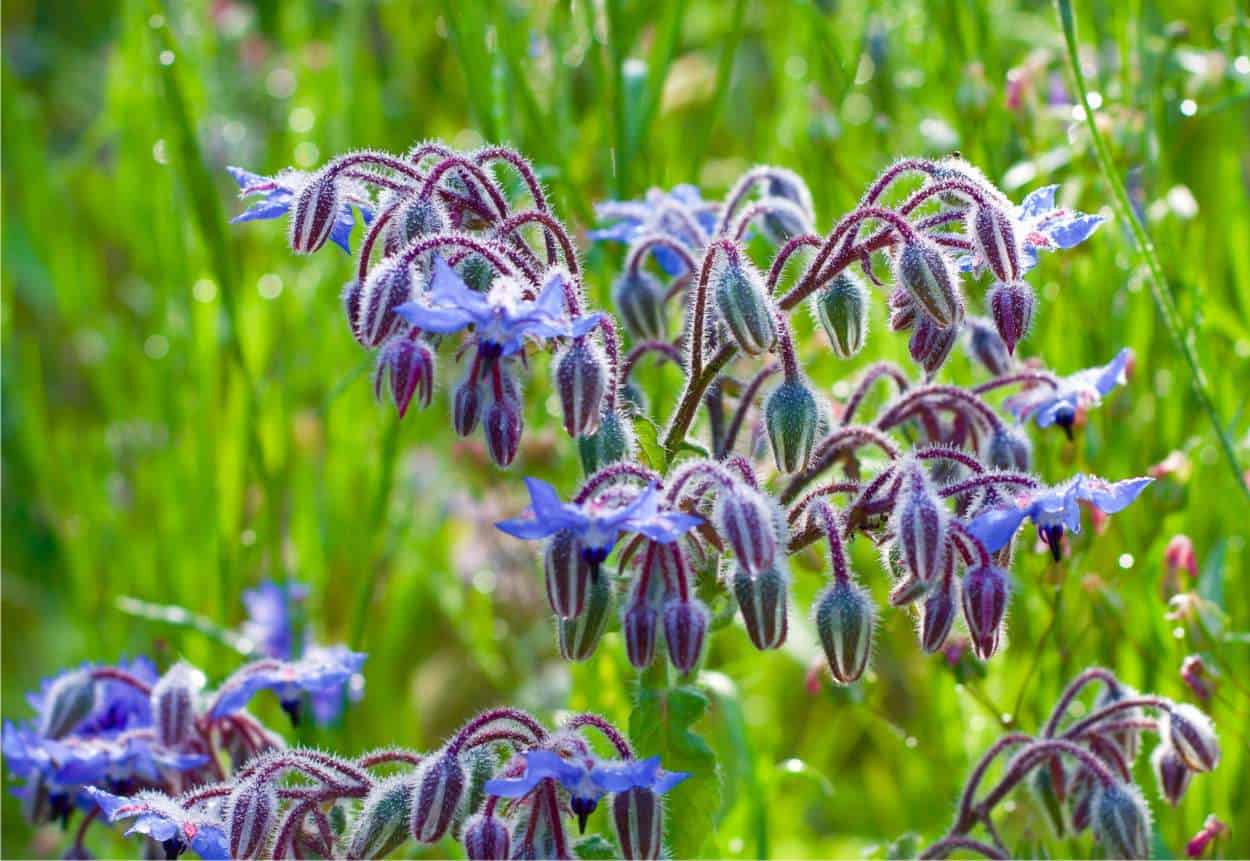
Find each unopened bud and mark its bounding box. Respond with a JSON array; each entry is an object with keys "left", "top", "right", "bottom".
[
  {"left": 988, "top": 281, "right": 1034, "bottom": 354},
  {"left": 812, "top": 272, "right": 869, "bottom": 358},
  {"left": 545, "top": 531, "right": 592, "bottom": 620},
  {"left": 453, "top": 375, "right": 483, "bottom": 437},
  {"left": 1092, "top": 782, "right": 1152, "bottom": 860},
  {"left": 985, "top": 426, "right": 1032, "bottom": 472},
  {"left": 38, "top": 669, "right": 95, "bottom": 740},
  {"left": 356, "top": 260, "right": 414, "bottom": 347},
  {"left": 714, "top": 487, "right": 779, "bottom": 575},
  {"left": 966, "top": 317, "right": 1013, "bottom": 376},
  {"left": 920, "top": 577, "right": 958, "bottom": 654},
  {"left": 578, "top": 409, "right": 634, "bottom": 475},
  {"left": 888, "top": 288, "right": 917, "bottom": 332},
  {"left": 384, "top": 196, "right": 447, "bottom": 256},
  {"left": 1165, "top": 703, "right": 1220, "bottom": 773},
  {"left": 613, "top": 271, "right": 667, "bottom": 340},
  {"left": 463, "top": 813, "right": 510, "bottom": 861},
  {"left": 908, "top": 313, "right": 960, "bottom": 375},
  {"left": 484, "top": 395, "right": 523, "bottom": 468},
  {"left": 714, "top": 259, "right": 776, "bottom": 355},
  {"left": 893, "top": 463, "right": 948, "bottom": 583},
  {"left": 960, "top": 565, "right": 1009, "bottom": 660},
  {"left": 1164, "top": 535, "right": 1198, "bottom": 579},
  {"left": 1179, "top": 655, "right": 1212, "bottom": 703},
  {"left": 969, "top": 205, "right": 1022, "bottom": 284},
  {"left": 226, "top": 777, "right": 279, "bottom": 860},
  {"left": 1151, "top": 744, "right": 1192, "bottom": 807},
  {"left": 623, "top": 602, "right": 660, "bottom": 669},
  {"left": 374, "top": 337, "right": 435, "bottom": 418},
  {"left": 894, "top": 241, "right": 962, "bottom": 328},
  {"left": 151, "top": 662, "right": 201, "bottom": 748},
  {"left": 348, "top": 775, "right": 416, "bottom": 859},
  {"left": 663, "top": 598, "right": 709, "bottom": 673},
  {"left": 289, "top": 170, "right": 340, "bottom": 254},
  {"left": 410, "top": 752, "right": 466, "bottom": 843},
  {"left": 764, "top": 378, "right": 819, "bottom": 473},
  {"left": 814, "top": 579, "right": 876, "bottom": 685},
  {"left": 733, "top": 564, "right": 789, "bottom": 651},
  {"left": 558, "top": 574, "right": 613, "bottom": 662},
  {"left": 555, "top": 340, "right": 607, "bottom": 438},
  {"left": 613, "top": 788, "right": 664, "bottom": 860}
]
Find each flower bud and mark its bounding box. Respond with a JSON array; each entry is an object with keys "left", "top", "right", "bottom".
[
  {"left": 764, "top": 378, "right": 820, "bottom": 473},
  {"left": 558, "top": 574, "right": 613, "bottom": 662},
  {"left": 151, "top": 662, "right": 200, "bottom": 748},
  {"left": 811, "top": 272, "right": 868, "bottom": 358},
  {"left": 663, "top": 598, "right": 709, "bottom": 673},
  {"left": 226, "top": 777, "right": 279, "bottom": 859},
  {"left": 410, "top": 752, "right": 466, "bottom": 843},
  {"left": 1092, "top": 782, "right": 1152, "bottom": 860},
  {"left": 966, "top": 316, "right": 1013, "bottom": 376},
  {"left": 38, "top": 669, "right": 96, "bottom": 740},
  {"left": 985, "top": 426, "right": 1032, "bottom": 472},
  {"left": 889, "top": 574, "right": 928, "bottom": 607},
  {"left": 1164, "top": 535, "right": 1198, "bottom": 579},
  {"left": 759, "top": 197, "right": 811, "bottom": 243},
  {"left": 1164, "top": 703, "right": 1220, "bottom": 773},
  {"left": 714, "top": 260, "right": 776, "bottom": 355},
  {"left": 888, "top": 288, "right": 917, "bottom": 332},
  {"left": 347, "top": 775, "right": 416, "bottom": 859},
  {"left": 893, "top": 240, "right": 962, "bottom": 328},
  {"left": 463, "top": 812, "right": 510, "bottom": 861},
  {"left": 814, "top": 579, "right": 876, "bottom": 685},
  {"left": 484, "top": 396, "right": 523, "bottom": 468},
  {"left": 289, "top": 170, "right": 340, "bottom": 254},
  {"left": 545, "top": 531, "right": 592, "bottom": 619},
  {"left": 384, "top": 196, "right": 447, "bottom": 256},
  {"left": 613, "top": 271, "right": 667, "bottom": 340},
  {"left": 733, "top": 564, "right": 789, "bottom": 651},
  {"left": 343, "top": 279, "right": 364, "bottom": 335},
  {"left": 1031, "top": 764, "right": 1068, "bottom": 838},
  {"left": 1151, "top": 744, "right": 1192, "bottom": 807},
  {"left": 908, "top": 313, "right": 960, "bottom": 375},
  {"left": 1070, "top": 771, "right": 1094, "bottom": 834},
  {"left": 555, "top": 340, "right": 607, "bottom": 438},
  {"left": 374, "top": 337, "right": 435, "bottom": 418},
  {"left": 453, "top": 376, "right": 483, "bottom": 437},
  {"left": 623, "top": 602, "right": 659, "bottom": 669},
  {"left": 356, "top": 260, "right": 414, "bottom": 348},
  {"left": 960, "top": 565, "right": 1009, "bottom": 660},
  {"left": 613, "top": 788, "right": 664, "bottom": 860},
  {"left": 578, "top": 409, "right": 634, "bottom": 475},
  {"left": 969, "top": 205, "right": 1022, "bottom": 284},
  {"left": 892, "top": 463, "right": 947, "bottom": 583},
  {"left": 714, "top": 487, "right": 778, "bottom": 575},
  {"left": 988, "top": 281, "right": 1034, "bottom": 354},
  {"left": 919, "top": 577, "right": 958, "bottom": 654},
  {"left": 1179, "top": 655, "right": 1212, "bottom": 703}
]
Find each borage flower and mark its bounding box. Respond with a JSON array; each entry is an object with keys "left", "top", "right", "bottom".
[
  {"left": 590, "top": 185, "right": 718, "bottom": 275},
  {"left": 228, "top": 166, "right": 373, "bottom": 254},
  {"left": 87, "top": 788, "right": 228, "bottom": 860},
  {"left": 1014, "top": 184, "right": 1106, "bottom": 271},
  {"left": 1005, "top": 348, "right": 1131, "bottom": 436},
  {"left": 484, "top": 749, "right": 688, "bottom": 832},
  {"left": 496, "top": 478, "right": 700, "bottom": 572},
  {"left": 209, "top": 648, "right": 366, "bottom": 725},
  {"left": 965, "top": 473, "right": 1153, "bottom": 560}
]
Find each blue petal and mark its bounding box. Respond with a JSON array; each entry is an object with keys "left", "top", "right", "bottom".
[
  {"left": 191, "top": 826, "right": 231, "bottom": 860},
  {"left": 230, "top": 198, "right": 291, "bottom": 224},
  {"left": 1075, "top": 475, "right": 1153, "bottom": 514},
  {"left": 650, "top": 769, "right": 691, "bottom": 794},
  {"left": 591, "top": 756, "right": 660, "bottom": 792},
  {"left": 1018, "top": 185, "right": 1058, "bottom": 219},
  {"left": 569, "top": 312, "right": 606, "bottom": 339},
  {"left": 126, "top": 812, "right": 179, "bottom": 843},
  {"left": 1046, "top": 213, "right": 1105, "bottom": 249},
  {"left": 395, "top": 302, "right": 475, "bottom": 334},
  {"left": 531, "top": 272, "right": 569, "bottom": 320},
  {"left": 1093, "top": 348, "right": 1131, "bottom": 397},
  {"left": 652, "top": 245, "right": 687, "bottom": 276},
  {"left": 227, "top": 165, "right": 267, "bottom": 190},
  {"left": 524, "top": 477, "right": 568, "bottom": 521},
  {"left": 633, "top": 511, "right": 702, "bottom": 544},
  {"left": 86, "top": 787, "right": 132, "bottom": 820},
  {"left": 329, "top": 206, "right": 357, "bottom": 254},
  {"left": 485, "top": 750, "right": 584, "bottom": 797},
  {"left": 669, "top": 185, "right": 704, "bottom": 207},
  {"left": 587, "top": 222, "right": 641, "bottom": 244},
  {"left": 964, "top": 505, "right": 1028, "bottom": 553},
  {"left": 1032, "top": 395, "right": 1072, "bottom": 429}
]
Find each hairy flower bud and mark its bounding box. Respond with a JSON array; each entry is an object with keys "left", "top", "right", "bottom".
[
  {"left": 452, "top": 375, "right": 483, "bottom": 437},
  {"left": 578, "top": 410, "right": 634, "bottom": 475},
  {"left": 558, "top": 574, "right": 612, "bottom": 662},
  {"left": 961, "top": 565, "right": 1009, "bottom": 660},
  {"left": 348, "top": 775, "right": 416, "bottom": 859},
  {"left": 966, "top": 316, "right": 1013, "bottom": 376},
  {"left": 1092, "top": 782, "right": 1152, "bottom": 860},
  {"left": 374, "top": 337, "right": 435, "bottom": 418},
  {"left": 733, "top": 564, "right": 789, "bottom": 651},
  {"left": 463, "top": 812, "right": 510, "bottom": 861},
  {"left": 1164, "top": 703, "right": 1220, "bottom": 773},
  {"left": 623, "top": 602, "right": 660, "bottom": 669},
  {"left": 814, "top": 580, "right": 876, "bottom": 685},
  {"left": 385, "top": 196, "right": 447, "bottom": 256},
  {"left": 1031, "top": 765, "right": 1068, "bottom": 838},
  {"left": 919, "top": 577, "right": 958, "bottom": 654},
  {"left": 39, "top": 669, "right": 95, "bottom": 740},
  {"left": 714, "top": 259, "right": 776, "bottom": 355},
  {"left": 812, "top": 272, "right": 869, "bottom": 358},
  {"left": 985, "top": 426, "right": 1032, "bottom": 472},
  {"left": 410, "top": 752, "right": 466, "bottom": 843},
  {"left": 484, "top": 396, "right": 523, "bottom": 468},
  {"left": 289, "top": 170, "right": 339, "bottom": 254},
  {"left": 663, "top": 598, "right": 709, "bottom": 673},
  {"left": 356, "top": 260, "right": 414, "bottom": 348},
  {"left": 969, "top": 205, "right": 1022, "bottom": 284},
  {"left": 545, "top": 531, "right": 592, "bottom": 619},
  {"left": 714, "top": 487, "right": 779, "bottom": 575},
  {"left": 764, "top": 378, "right": 820, "bottom": 473},
  {"left": 893, "top": 463, "right": 947, "bottom": 583},
  {"left": 894, "top": 240, "right": 962, "bottom": 328},
  {"left": 555, "top": 340, "right": 607, "bottom": 438},
  {"left": 1070, "top": 772, "right": 1095, "bottom": 834},
  {"left": 613, "top": 788, "right": 664, "bottom": 860},
  {"left": 908, "top": 313, "right": 960, "bottom": 375},
  {"left": 1151, "top": 744, "right": 1192, "bottom": 807},
  {"left": 988, "top": 281, "right": 1035, "bottom": 354},
  {"left": 888, "top": 288, "right": 917, "bottom": 332},
  {"left": 151, "top": 662, "right": 200, "bottom": 748},
  {"left": 613, "top": 271, "right": 667, "bottom": 340},
  {"left": 226, "top": 777, "right": 279, "bottom": 860}
]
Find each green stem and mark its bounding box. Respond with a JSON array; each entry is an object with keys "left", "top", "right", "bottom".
[{"left": 350, "top": 417, "right": 403, "bottom": 649}]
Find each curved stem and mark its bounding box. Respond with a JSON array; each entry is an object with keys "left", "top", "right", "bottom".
[
  {"left": 939, "top": 472, "right": 1038, "bottom": 499},
  {"left": 448, "top": 708, "right": 547, "bottom": 755},
  {"left": 565, "top": 713, "right": 634, "bottom": 758},
  {"left": 623, "top": 340, "right": 684, "bottom": 379},
  {"left": 417, "top": 154, "right": 510, "bottom": 220},
  {"left": 689, "top": 239, "right": 743, "bottom": 381},
  {"left": 919, "top": 836, "right": 1007, "bottom": 860},
  {"left": 810, "top": 502, "right": 851, "bottom": 583},
  {"left": 626, "top": 234, "right": 699, "bottom": 276},
  {"left": 88, "top": 667, "right": 153, "bottom": 696},
  {"left": 766, "top": 234, "right": 822, "bottom": 294},
  {"left": 493, "top": 209, "right": 580, "bottom": 277},
  {"left": 972, "top": 371, "right": 1061, "bottom": 395},
  {"left": 357, "top": 749, "right": 424, "bottom": 769},
  {"left": 575, "top": 463, "right": 662, "bottom": 504},
  {"left": 841, "top": 362, "right": 911, "bottom": 426},
  {"left": 1041, "top": 667, "right": 1122, "bottom": 737},
  {"left": 786, "top": 481, "right": 862, "bottom": 524}
]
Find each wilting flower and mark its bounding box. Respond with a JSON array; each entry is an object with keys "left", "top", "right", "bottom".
[
  {"left": 209, "top": 649, "right": 367, "bottom": 723},
  {"left": 397, "top": 257, "right": 601, "bottom": 359},
  {"left": 590, "top": 185, "right": 718, "bottom": 275},
  {"left": 965, "top": 473, "right": 1153, "bottom": 560},
  {"left": 1004, "top": 348, "right": 1130, "bottom": 434},
  {"left": 228, "top": 166, "right": 371, "bottom": 254},
  {"left": 87, "top": 788, "right": 229, "bottom": 860}
]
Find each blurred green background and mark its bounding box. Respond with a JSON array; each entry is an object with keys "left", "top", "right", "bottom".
[{"left": 2, "top": 0, "right": 1248, "bottom": 857}]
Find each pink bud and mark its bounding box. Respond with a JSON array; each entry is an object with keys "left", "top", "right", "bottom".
[
  {"left": 1186, "top": 815, "right": 1228, "bottom": 859},
  {"left": 464, "top": 813, "right": 510, "bottom": 860},
  {"left": 1151, "top": 744, "right": 1192, "bottom": 807},
  {"left": 555, "top": 340, "right": 607, "bottom": 438},
  {"left": 733, "top": 564, "right": 789, "bottom": 651},
  {"left": 453, "top": 376, "right": 483, "bottom": 437},
  {"left": 374, "top": 337, "right": 435, "bottom": 418},
  {"left": 908, "top": 312, "right": 960, "bottom": 375},
  {"left": 226, "top": 777, "right": 278, "bottom": 860},
  {"left": 613, "top": 788, "right": 664, "bottom": 860},
  {"left": 1165, "top": 703, "right": 1220, "bottom": 773},
  {"left": 920, "top": 577, "right": 957, "bottom": 654},
  {"left": 1164, "top": 535, "right": 1198, "bottom": 578},
  {"left": 151, "top": 662, "right": 199, "bottom": 748},
  {"left": 1179, "top": 655, "right": 1213, "bottom": 703},
  {"left": 714, "top": 487, "right": 779, "bottom": 575},
  {"left": 892, "top": 462, "right": 947, "bottom": 583},
  {"left": 894, "top": 241, "right": 963, "bottom": 327},
  {"left": 355, "top": 260, "right": 414, "bottom": 347}
]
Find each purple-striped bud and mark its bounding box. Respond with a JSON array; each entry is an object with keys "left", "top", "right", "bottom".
[
  {"left": 1092, "top": 782, "right": 1152, "bottom": 860},
  {"left": 988, "top": 281, "right": 1034, "bottom": 354},
  {"left": 985, "top": 426, "right": 1032, "bottom": 472},
  {"left": 410, "top": 752, "right": 466, "bottom": 843},
  {"left": 814, "top": 579, "right": 876, "bottom": 685},
  {"left": 374, "top": 337, "right": 435, "bottom": 418},
  {"left": 384, "top": 196, "right": 447, "bottom": 256},
  {"left": 347, "top": 775, "right": 416, "bottom": 859},
  {"left": 463, "top": 813, "right": 510, "bottom": 860},
  {"left": 343, "top": 280, "right": 363, "bottom": 336},
  {"left": 889, "top": 574, "right": 929, "bottom": 607},
  {"left": 961, "top": 565, "right": 1010, "bottom": 660},
  {"left": 812, "top": 271, "right": 869, "bottom": 358},
  {"left": 892, "top": 463, "right": 948, "bottom": 583},
  {"left": 888, "top": 288, "right": 917, "bottom": 332},
  {"left": 1070, "top": 771, "right": 1095, "bottom": 834},
  {"left": 714, "top": 259, "right": 776, "bottom": 355},
  {"left": 226, "top": 777, "right": 278, "bottom": 860},
  {"left": 714, "top": 487, "right": 779, "bottom": 575},
  {"left": 733, "top": 564, "right": 789, "bottom": 651},
  {"left": 966, "top": 316, "right": 1013, "bottom": 376},
  {"left": 555, "top": 340, "right": 607, "bottom": 438},
  {"left": 558, "top": 574, "right": 613, "bottom": 662},
  {"left": 894, "top": 240, "right": 962, "bottom": 328},
  {"left": 1164, "top": 703, "right": 1220, "bottom": 773},
  {"left": 969, "top": 205, "right": 1022, "bottom": 284},
  {"left": 613, "top": 788, "right": 664, "bottom": 860},
  {"left": 764, "top": 378, "right": 820, "bottom": 473},
  {"left": 613, "top": 271, "right": 666, "bottom": 340},
  {"left": 150, "top": 662, "right": 200, "bottom": 748},
  {"left": 623, "top": 602, "right": 659, "bottom": 669},
  {"left": 1151, "top": 744, "right": 1192, "bottom": 807},
  {"left": 908, "top": 313, "right": 960, "bottom": 375},
  {"left": 356, "top": 260, "right": 414, "bottom": 347},
  {"left": 289, "top": 170, "right": 340, "bottom": 254},
  {"left": 663, "top": 598, "right": 709, "bottom": 673},
  {"left": 544, "top": 530, "right": 592, "bottom": 619},
  {"left": 920, "top": 577, "right": 958, "bottom": 654},
  {"left": 484, "top": 396, "right": 523, "bottom": 468},
  {"left": 453, "top": 375, "right": 483, "bottom": 437},
  {"left": 40, "top": 670, "right": 96, "bottom": 741}
]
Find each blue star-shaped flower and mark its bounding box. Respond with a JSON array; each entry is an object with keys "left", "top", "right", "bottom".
[
  {"left": 209, "top": 648, "right": 366, "bottom": 721},
  {"left": 228, "top": 166, "right": 373, "bottom": 255},
  {"left": 496, "top": 478, "right": 701, "bottom": 569},
  {"left": 87, "top": 788, "right": 229, "bottom": 860},
  {"left": 397, "top": 256, "right": 602, "bottom": 358},
  {"left": 1004, "top": 348, "right": 1130, "bottom": 434},
  {"left": 1014, "top": 184, "right": 1106, "bottom": 271},
  {"left": 965, "top": 473, "right": 1153, "bottom": 560},
  {"left": 590, "top": 185, "right": 718, "bottom": 275}
]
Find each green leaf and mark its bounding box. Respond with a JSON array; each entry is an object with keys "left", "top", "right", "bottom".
[
  {"left": 573, "top": 834, "right": 620, "bottom": 860},
  {"left": 632, "top": 414, "right": 667, "bottom": 472}
]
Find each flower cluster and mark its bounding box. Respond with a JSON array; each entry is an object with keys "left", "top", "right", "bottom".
[{"left": 918, "top": 668, "right": 1221, "bottom": 860}]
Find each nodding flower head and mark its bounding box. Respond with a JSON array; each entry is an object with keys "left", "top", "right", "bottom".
[
  {"left": 36, "top": 668, "right": 97, "bottom": 741},
  {"left": 410, "top": 751, "right": 466, "bottom": 844},
  {"left": 893, "top": 240, "right": 963, "bottom": 328},
  {"left": 225, "top": 776, "right": 279, "bottom": 860},
  {"left": 984, "top": 425, "right": 1032, "bottom": 473},
  {"left": 960, "top": 565, "right": 1010, "bottom": 660},
  {"left": 150, "top": 662, "right": 202, "bottom": 749},
  {"left": 814, "top": 579, "right": 876, "bottom": 685},
  {"left": 496, "top": 478, "right": 700, "bottom": 576},
  {"left": 463, "top": 812, "right": 511, "bottom": 861},
  {"left": 965, "top": 316, "right": 1013, "bottom": 376},
  {"left": 733, "top": 563, "right": 789, "bottom": 651},
  {"left": 1011, "top": 184, "right": 1106, "bottom": 272},
  {"left": 908, "top": 312, "right": 961, "bottom": 375},
  {"left": 964, "top": 473, "right": 1152, "bottom": 561},
  {"left": 1164, "top": 703, "right": 1220, "bottom": 773},
  {"left": 1091, "top": 782, "right": 1152, "bottom": 861},
  {"left": 229, "top": 166, "right": 372, "bottom": 255},
  {"left": 764, "top": 378, "right": 820, "bottom": 473},
  {"left": 374, "top": 336, "right": 435, "bottom": 418},
  {"left": 555, "top": 339, "right": 608, "bottom": 438},
  {"left": 714, "top": 485, "right": 780, "bottom": 575},
  {"left": 384, "top": 195, "right": 448, "bottom": 256},
  {"left": 356, "top": 259, "right": 415, "bottom": 348},
  {"left": 812, "top": 271, "right": 869, "bottom": 359},
  {"left": 663, "top": 598, "right": 709, "bottom": 673},
  {"left": 892, "top": 460, "right": 948, "bottom": 583},
  {"left": 919, "top": 576, "right": 958, "bottom": 654},
  {"left": 613, "top": 270, "right": 667, "bottom": 340},
  {"left": 1005, "top": 348, "right": 1131, "bottom": 436},
  {"left": 714, "top": 257, "right": 777, "bottom": 355},
  {"left": 987, "top": 281, "right": 1034, "bottom": 354},
  {"left": 1151, "top": 744, "right": 1192, "bottom": 807}
]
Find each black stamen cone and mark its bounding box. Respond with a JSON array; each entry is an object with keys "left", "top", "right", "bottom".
[{"left": 571, "top": 796, "right": 598, "bottom": 834}]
